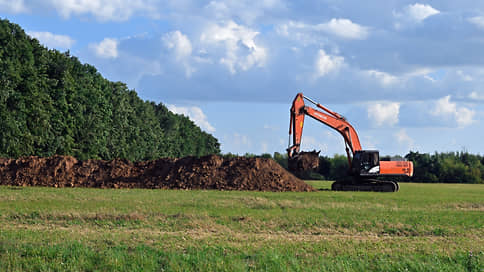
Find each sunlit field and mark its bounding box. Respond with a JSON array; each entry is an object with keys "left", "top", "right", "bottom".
[{"left": 0, "top": 182, "right": 482, "bottom": 271}]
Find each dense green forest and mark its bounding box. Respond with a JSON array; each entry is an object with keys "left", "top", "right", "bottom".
[
  {"left": 0, "top": 19, "right": 220, "bottom": 160},
  {"left": 249, "top": 151, "right": 484, "bottom": 184}
]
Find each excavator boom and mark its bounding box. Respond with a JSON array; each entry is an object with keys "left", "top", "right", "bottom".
[
  {"left": 288, "top": 93, "right": 361, "bottom": 166},
  {"left": 287, "top": 92, "right": 413, "bottom": 192}
]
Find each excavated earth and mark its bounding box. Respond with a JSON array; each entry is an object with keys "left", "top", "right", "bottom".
[{"left": 0, "top": 155, "right": 315, "bottom": 192}]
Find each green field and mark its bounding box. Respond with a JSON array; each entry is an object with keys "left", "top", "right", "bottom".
[{"left": 0, "top": 182, "right": 482, "bottom": 271}]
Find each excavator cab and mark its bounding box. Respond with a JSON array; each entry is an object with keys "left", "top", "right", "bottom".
[{"left": 351, "top": 150, "right": 380, "bottom": 176}]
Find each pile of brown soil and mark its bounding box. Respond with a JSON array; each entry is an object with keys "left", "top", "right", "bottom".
[{"left": 0, "top": 155, "right": 315, "bottom": 192}]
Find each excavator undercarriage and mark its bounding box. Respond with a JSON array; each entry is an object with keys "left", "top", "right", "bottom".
[{"left": 331, "top": 178, "right": 399, "bottom": 192}]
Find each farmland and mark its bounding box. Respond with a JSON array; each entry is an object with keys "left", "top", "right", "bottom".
[{"left": 0, "top": 182, "right": 482, "bottom": 271}]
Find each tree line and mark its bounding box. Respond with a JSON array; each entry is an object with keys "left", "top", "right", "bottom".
[
  {"left": 243, "top": 151, "right": 484, "bottom": 184},
  {"left": 0, "top": 19, "right": 220, "bottom": 161}
]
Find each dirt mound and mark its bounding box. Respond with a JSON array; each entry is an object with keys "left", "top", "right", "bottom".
[{"left": 0, "top": 155, "right": 315, "bottom": 192}]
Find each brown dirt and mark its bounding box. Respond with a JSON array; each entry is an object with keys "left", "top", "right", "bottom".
[{"left": 0, "top": 155, "right": 315, "bottom": 192}]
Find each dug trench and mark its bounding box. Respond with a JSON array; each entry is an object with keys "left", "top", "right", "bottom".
[{"left": 0, "top": 155, "right": 315, "bottom": 192}]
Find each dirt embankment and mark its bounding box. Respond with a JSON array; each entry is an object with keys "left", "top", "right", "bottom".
[{"left": 0, "top": 155, "right": 315, "bottom": 192}]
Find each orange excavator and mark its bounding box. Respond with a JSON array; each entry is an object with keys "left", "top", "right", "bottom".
[{"left": 287, "top": 93, "right": 413, "bottom": 192}]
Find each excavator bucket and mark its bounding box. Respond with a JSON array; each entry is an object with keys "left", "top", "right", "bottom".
[{"left": 288, "top": 151, "right": 320, "bottom": 174}]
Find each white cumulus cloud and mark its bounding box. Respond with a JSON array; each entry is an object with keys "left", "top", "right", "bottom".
[
  {"left": 394, "top": 3, "right": 440, "bottom": 29},
  {"left": 367, "top": 102, "right": 400, "bottom": 127},
  {"left": 89, "top": 38, "right": 118, "bottom": 59},
  {"left": 316, "top": 18, "right": 369, "bottom": 40},
  {"left": 201, "top": 20, "right": 267, "bottom": 74},
  {"left": 163, "top": 31, "right": 192, "bottom": 59},
  {"left": 167, "top": 105, "right": 216, "bottom": 133},
  {"left": 27, "top": 31, "right": 75, "bottom": 50},
  {"left": 404, "top": 3, "right": 440, "bottom": 22},
  {"left": 0, "top": 0, "right": 27, "bottom": 13},
  {"left": 433, "top": 95, "right": 457, "bottom": 116},
  {"left": 432, "top": 96, "right": 475, "bottom": 127},
  {"left": 314, "top": 49, "right": 344, "bottom": 78},
  {"left": 163, "top": 30, "right": 194, "bottom": 77}
]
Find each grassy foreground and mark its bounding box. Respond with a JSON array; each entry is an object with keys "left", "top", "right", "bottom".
[{"left": 0, "top": 182, "right": 482, "bottom": 271}]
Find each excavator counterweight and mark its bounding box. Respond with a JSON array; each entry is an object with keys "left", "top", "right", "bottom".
[{"left": 287, "top": 93, "right": 413, "bottom": 192}]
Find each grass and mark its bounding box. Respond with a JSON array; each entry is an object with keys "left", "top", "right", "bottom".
[{"left": 0, "top": 181, "right": 483, "bottom": 271}]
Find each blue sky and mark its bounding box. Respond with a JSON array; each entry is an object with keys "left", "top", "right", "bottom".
[{"left": 2, "top": 0, "right": 484, "bottom": 156}]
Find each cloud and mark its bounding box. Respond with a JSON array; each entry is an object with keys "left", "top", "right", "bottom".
[
  {"left": 367, "top": 102, "right": 400, "bottom": 127},
  {"left": 200, "top": 20, "right": 267, "bottom": 74},
  {"left": 433, "top": 96, "right": 457, "bottom": 116},
  {"left": 401, "top": 3, "right": 440, "bottom": 22},
  {"left": 468, "top": 16, "right": 484, "bottom": 30},
  {"left": 0, "top": 0, "right": 27, "bottom": 13},
  {"left": 432, "top": 96, "right": 475, "bottom": 127},
  {"left": 454, "top": 108, "right": 475, "bottom": 127},
  {"left": 163, "top": 31, "right": 192, "bottom": 59},
  {"left": 89, "top": 38, "right": 118, "bottom": 59},
  {"left": 317, "top": 18, "right": 369, "bottom": 40},
  {"left": 393, "top": 3, "right": 440, "bottom": 29},
  {"left": 27, "top": 31, "right": 75, "bottom": 50},
  {"left": 277, "top": 18, "right": 369, "bottom": 42},
  {"left": 314, "top": 49, "right": 344, "bottom": 78},
  {"left": 162, "top": 30, "right": 194, "bottom": 77},
  {"left": 405, "top": 3, "right": 440, "bottom": 22},
  {"left": 167, "top": 105, "right": 216, "bottom": 133},
  {"left": 48, "top": 0, "right": 158, "bottom": 21},
  {"left": 363, "top": 70, "right": 399, "bottom": 86}
]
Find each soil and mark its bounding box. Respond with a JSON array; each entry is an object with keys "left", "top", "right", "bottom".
[{"left": 0, "top": 155, "right": 315, "bottom": 192}]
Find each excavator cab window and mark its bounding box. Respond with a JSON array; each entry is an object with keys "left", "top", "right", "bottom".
[{"left": 352, "top": 150, "right": 380, "bottom": 176}]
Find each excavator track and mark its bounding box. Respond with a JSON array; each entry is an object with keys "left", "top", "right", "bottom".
[{"left": 331, "top": 179, "right": 399, "bottom": 192}]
